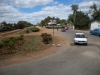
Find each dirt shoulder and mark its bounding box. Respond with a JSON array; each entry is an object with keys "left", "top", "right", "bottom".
[{"left": 0, "top": 26, "right": 70, "bottom": 67}]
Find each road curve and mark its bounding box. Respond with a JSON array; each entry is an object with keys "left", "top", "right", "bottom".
[{"left": 0, "top": 29, "right": 100, "bottom": 75}]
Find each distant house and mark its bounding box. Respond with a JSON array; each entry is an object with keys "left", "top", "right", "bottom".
[
  {"left": 90, "top": 21, "right": 100, "bottom": 30},
  {"left": 0, "top": 24, "right": 4, "bottom": 27},
  {"left": 48, "top": 22, "right": 56, "bottom": 26}
]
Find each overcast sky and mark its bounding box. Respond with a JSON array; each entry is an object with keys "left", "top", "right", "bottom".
[{"left": 0, "top": 0, "right": 100, "bottom": 24}]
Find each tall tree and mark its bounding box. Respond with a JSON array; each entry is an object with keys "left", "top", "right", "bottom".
[
  {"left": 90, "top": 3, "right": 97, "bottom": 12},
  {"left": 75, "top": 11, "right": 90, "bottom": 29},
  {"left": 71, "top": 4, "right": 79, "bottom": 25},
  {"left": 89, "top": 3, "right": 100, "bottom": 20}
]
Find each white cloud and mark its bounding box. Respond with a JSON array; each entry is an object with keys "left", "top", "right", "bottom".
[
  {"left": 79, "top": 0, "right": 100, "bottom": 13},
  {"left": 10, "top": 0, "right": 54, "bottom": 8},
  {"left": 0, "top": 0, "right": 100, "bottom": 24},
  {"left": 0, "top": 0, "right": 8, "bottom": 5}
]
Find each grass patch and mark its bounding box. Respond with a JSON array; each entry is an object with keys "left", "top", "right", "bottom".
[
  {"left": 0, "top": 35, "right": 58, "bottom": 60},
  {"left": 20, "top": 35, "right": 51, "bottom": 53},
  {"left": 19, "top": 27, "right": 40, "bottom": 34}
]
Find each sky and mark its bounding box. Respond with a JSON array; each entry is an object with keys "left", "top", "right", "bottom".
[{"left": 0, "top": 0, "right": 100, "bottom": 24}]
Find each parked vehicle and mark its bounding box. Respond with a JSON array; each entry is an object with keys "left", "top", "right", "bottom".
[
  {"left": 74, "top": 33, "right": 88, "bottom": 45},
  {"left": 90, "top": 28, "right": 100, "bottom": 36}
]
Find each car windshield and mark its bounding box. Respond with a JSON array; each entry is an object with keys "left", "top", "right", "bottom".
[{"left": 75, "top": 34, "right": 85, "bottom": 38}]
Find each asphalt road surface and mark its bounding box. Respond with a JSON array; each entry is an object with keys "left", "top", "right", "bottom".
[{"left": 0, "top": 29, "right": 100, "bottom": 75}]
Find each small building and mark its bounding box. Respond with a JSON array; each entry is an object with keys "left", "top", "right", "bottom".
[
  {"left": 48, "top": 22, "right": 56, "bottom": 26},
  {"left": 90, "top": 21, "right": 100, "bottom": 30}
]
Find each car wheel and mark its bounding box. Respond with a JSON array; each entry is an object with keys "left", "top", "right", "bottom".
[
  {"left": 85, "top": 43, "right": 88, "bottom": 45},
  {"left": 74, "top": 42, "right": 77, "bottom": 45},
  {"left": 97, "top": 34, "right": 98, "bottom": 36}
]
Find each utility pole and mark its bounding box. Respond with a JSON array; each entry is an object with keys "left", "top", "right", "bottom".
[{"left": 50, "top": 19, "right": 56, "bottom": 36}]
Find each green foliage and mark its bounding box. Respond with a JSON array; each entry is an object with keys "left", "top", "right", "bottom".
[
  {"left": 45, "top": 26, "right": 63, "bottom": 29},
  {"left": 41, "top": 33, "right": 52, "bottom": 44},
  {"left": 41, "top": 33, "right": 47, "bottom": 37},
  {"left": 0, "top": 20, "right": 33, "bottom": 32},
  {"left": 31, "top": 27, "right": 40, "bottom": 32},
  {"left": 2, "top": 38, "right": 11, "bottom": 47},
  {"left": 26, "top": 29, "right": 30, "bottom": 33},
  {"left": 9, "top": 37, "right": 18, "bottom": 43},
  {"left": 1, "top": 35, "right": 24, "bottom": 54},
  {"left": 74, "top": 11, "right": 90, "bottom": 29},
  {"left": 37, "top": 16, "right": 68, "bottom": 27},
  {"left": 0, "top": 43, "right": 4, "bottom": 54},
  {"left": 68, "top": 14, "right": 74, "bottom": 23},
  {"left": 71, "top": 4, "right": 79, "bottom": 13},
  {"left": 17, "top": 21, "right": 33, "bottom": 29},
  {"left": 0, "top": 43, "right": 3, "bottom": 49},
  {"left": 7, "top": 41, "right": 14, "bottom": 53},
  {"left": 89, "top": 3, "right": 100, "bottom": 21},
  {"left": 68, "top": 6, "right": 90, "bottom": 30},
  {"left": 18, "top": 35, "right": 24, "bottom": 41}
]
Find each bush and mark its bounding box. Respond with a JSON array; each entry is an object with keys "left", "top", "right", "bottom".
[
  {"left": 1, "top": 35, "right": 24, "bottom": 54},
  {"left": 0, "top": 43, "right": 3, "bottom": 49},
  {"left": 7, "top": 41, "right": 14, "bottom": 53},
  {"left": 41, "top": 33, "right": 52, "bottom": 44},
  {"left": 26, "top": 29, "right": 30, "bottom": 33},
  {"left": 2, "top": 38, "right": 11, "bottom": 47},
  {"left": 0, "top": 43, "right": 4, "bottom": 54},
  {"left": 31, "top": 27, "right": 39, "bottom": 32},
  {"left": 18, "top": 35, "right": 24, "bottom": 41},
  {"left": 45, "top": 26, "right": 64, "bottom": 29},
  {"left": 9, "top": 37, "right": 18, "bottom": 43},
  {"left": 41, "top": 33, "right": 47, "bottom": 37}
]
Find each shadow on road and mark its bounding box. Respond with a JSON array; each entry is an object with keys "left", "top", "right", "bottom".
[{"left": 70, "top": 43, "right": 100, "bottom": 47}]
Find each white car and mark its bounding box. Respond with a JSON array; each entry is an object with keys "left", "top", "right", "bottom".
[{"left": 74, "top": 33, "right": 88, "bottom": 45}]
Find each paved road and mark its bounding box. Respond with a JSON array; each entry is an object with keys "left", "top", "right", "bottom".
[{"left": 0, "top": 29, "right": 100, "bottom": 75}]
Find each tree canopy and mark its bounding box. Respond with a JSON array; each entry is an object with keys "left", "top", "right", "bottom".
[{"left": 38, "top": 16, "right": 68, "bottom": 26}]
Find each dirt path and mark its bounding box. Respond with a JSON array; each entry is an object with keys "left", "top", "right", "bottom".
[{"left": 0, "top": 26, "right": 71, "bottom": 67}]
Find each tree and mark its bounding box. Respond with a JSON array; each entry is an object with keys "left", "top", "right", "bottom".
[
  {"left": 17, "top": 21, "right": 33, "bottom": 29},
  {"left": 2, "top": 21, "right": 7, "bottom": 26},
  {"left": 71, "top": 4, "right": 79, "bottom": 25},
  {"left": 89, "top": 3, "right": 100, "bottom": 20},
  {"left": 60, "top": 19, "right": 67, "bottom": 25},
  {"left": 68, "top": 14, "right": 74, "bottom": 23},
  {"left": 74, "top": 11, "right": 90, "bottom": 29},
  {"left": 90, "top": 3, "right": 97, "bottom": 12}
]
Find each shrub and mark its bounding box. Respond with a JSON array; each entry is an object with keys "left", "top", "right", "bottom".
[
  {"left": 7, "top": 41, "right": 14, "bottom": 53},
  {"left": 41, "top": 33, "right": 47, "bottom": 37},
  {"left": 9, "top": 37, "right": 18, "bottom": 43},
  {"left": 0, "top": 43, "right": 4, "bottom": 54},
  {"left": 2, "top": 38, "right": 11, "bottom": 47},
  {"left": 2, "top": 38, "right": 15, "bottom": 54},
  {"left": 43, "top": 36, "right": 49, "bottom": 44},
  {"left": 26, "top": 29, "right": 30, "bottom": 33},
  {"left": 18, "top": 35, "right": 24, "bottom": 41},
  {"left": 31, "top": 27, "right": 40, "bottom": 32},
  {"left": 0, "top": 43, "right": 3, "bottom": 48},
  {"left": 41, "top": 33, "right": 52, "bottom": 44}
]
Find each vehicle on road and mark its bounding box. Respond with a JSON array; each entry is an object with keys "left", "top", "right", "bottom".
[
  {"left": 90, "top": 28, "right": 100, "bottom": 36},
  {"left": 61, "top": 27, "right": 66, "bottom": 32},
  {"left": 74, "top": 33, "right": 88, "bottom": 45},
  {"left": 64, "top": 26, "right": 69, "bottom": 30}
]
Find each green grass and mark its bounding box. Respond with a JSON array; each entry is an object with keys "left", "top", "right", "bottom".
[
  {"left": 0, "top": 35, "right": 58, "bottom": 60},
  {"left": 20, "top": 35, "right": 51, "bottom": 52},
  {"left": 19, "top": 27, "right": 40, "bottom": 34}
]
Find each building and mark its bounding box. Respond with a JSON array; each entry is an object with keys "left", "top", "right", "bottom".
[{"left": 90, "top": 21, "right": 100, "bottom": 30}]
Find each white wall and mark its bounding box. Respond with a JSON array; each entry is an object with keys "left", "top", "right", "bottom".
[{"left": 90, "top": 21, "right": 100, "bottom": 30}]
